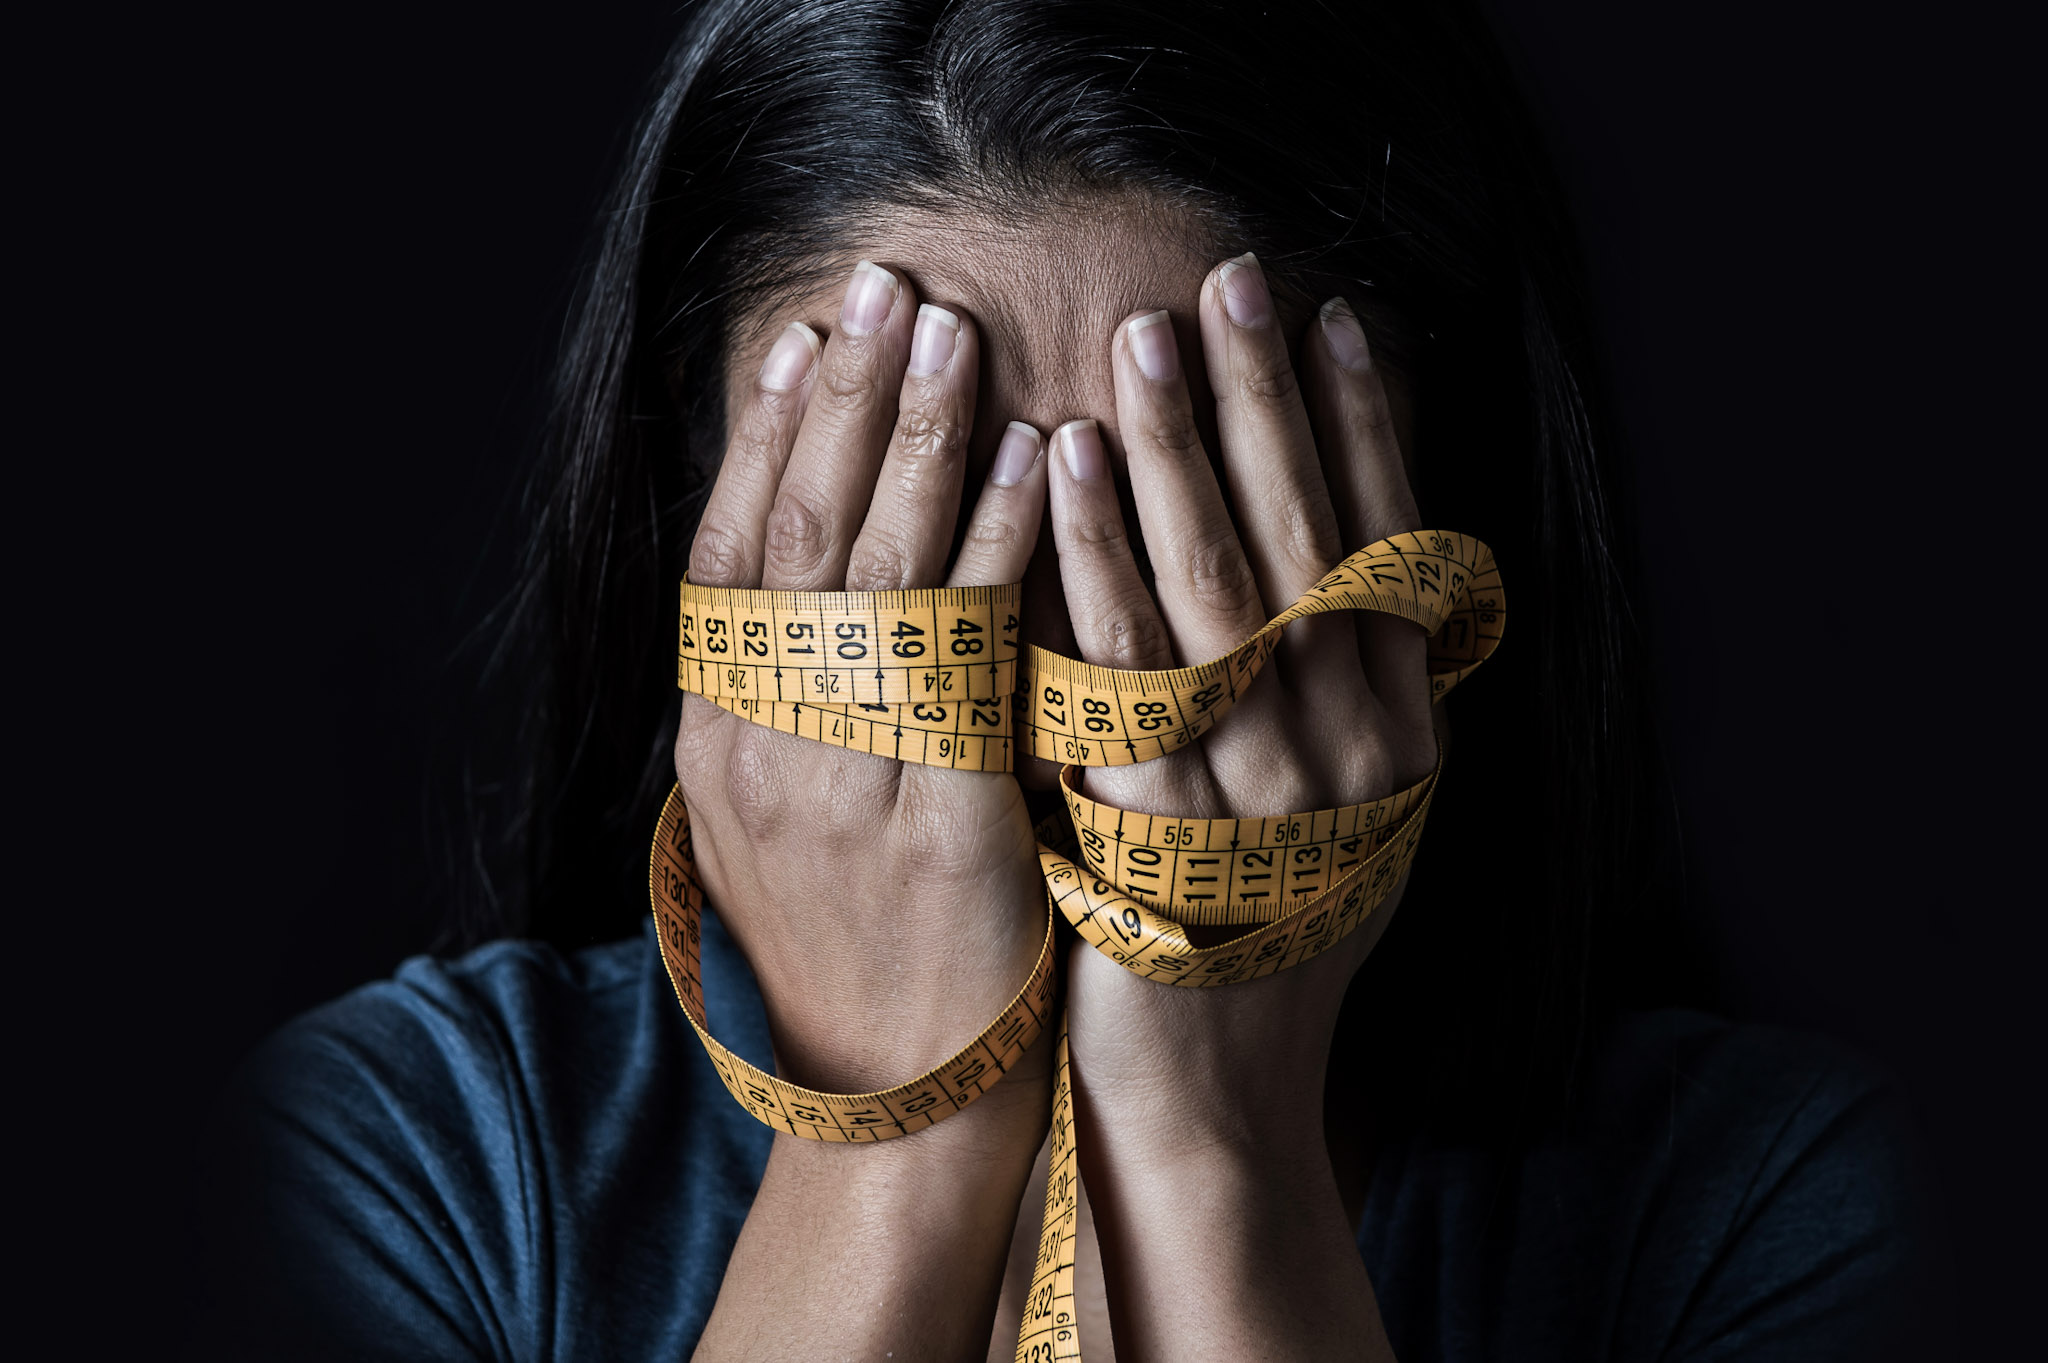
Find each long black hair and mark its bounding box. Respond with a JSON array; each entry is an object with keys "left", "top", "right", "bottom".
[{"left": 458, "top": 0, "right": 1670, "bottom": 1138}]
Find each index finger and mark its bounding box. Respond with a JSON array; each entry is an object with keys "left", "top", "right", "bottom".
[
  {"left": 676, "top": 318, "right": 821, "bottom": 785},
  {"left": 688, "top": 321, "right": 821, "bottom": 589}
]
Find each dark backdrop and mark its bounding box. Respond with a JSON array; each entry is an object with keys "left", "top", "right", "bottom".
[{"left": 61, "top": 2, "right": 2037, "bottom": 1356}]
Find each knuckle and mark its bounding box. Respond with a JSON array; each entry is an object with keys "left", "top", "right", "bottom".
[
  {"left": 893, "top": 782, "right": 992, "bottom": 885},
  {"left": 727, "top": 395, "right": 798, "bottom": 465},
  {"left": 1182, "top": 527, "right": 1262, "bottom": 617},
  {"left": 844, "top": 534, "right": 914, "bottom": 591},
  {"left": 1391, "top": 486, "right": 1424, "bottom": 535},
  {"left": 1141, "top": 413, "right": 1207, "bottom": 464},
  {"left": 1362, "top": 484, "right": 1423, "bottom": 543},
  {"left": 1339, "top": 732, "right": 1388, "bottom": 798},
  {"left": 1091, "top": 600, "right": 1171, "bottom": 670},
  {"left": 891, "top": 410, "right": 967, "bottom": 469},
  {"left": 722, "top": 730, "right": 790, "bottom": 838},
  {"left": 753, "top": 385, "right": 805, "bottom": 421},
  {"left": 673, "top": 702, "right": 726, "bottom": 785},
  {"left": 688, "top": 518, "right": 755, "bottom": 586},
  {"left": 961, "top": 514, "right": 1021, "bottom": 561},
  {"left": 811, "top": 757, "right": 898, "bottom": 850},
  {"left": 1390, "top": 724, "right": 1438, "bottom": 788},
  {"left": 1341, "top": 723, "right": 1434, "bottom": 801},
  {"left": 1233, "top": 350, "right": 1300, "bottom": 405},
  {"left": 1257, "top": 770, "right": 1316, "bottom": 819},
  {"left": 764, "top": 491, "right": 834, "bottom": 573},
  {"left": 1067, "top": 514, "right": 1132, "bottom": 558},
  {"left": 812, "top": 359, "right": 875, "bottom": 414},
  {"left": 1278, "top": 496, "right": 1343, "bottom": 579},
  {"left": 1352, "top": 399, "right": 1399, "bottom": 452}
]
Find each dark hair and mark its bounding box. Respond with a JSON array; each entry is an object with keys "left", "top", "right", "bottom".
[{"left": 458, "top": 0, "right": 1670, "bottom": 1137}]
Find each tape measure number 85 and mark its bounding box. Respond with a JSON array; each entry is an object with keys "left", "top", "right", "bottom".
[{"left": 648, "top": 529, "right": 1504, "bottom": 1360}]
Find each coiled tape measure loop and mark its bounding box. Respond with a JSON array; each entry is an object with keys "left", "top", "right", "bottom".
[{"left": 649, "top": 529, "right": 1504, "bottom": 1360}]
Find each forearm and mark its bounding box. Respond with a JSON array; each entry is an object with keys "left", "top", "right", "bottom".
[
  {"left": 694, "top": 1035, "right": 1052, "bottom": 1361},
  {"left": 1079, "top": 1112, "right": 1394, "bottom": 1362}
]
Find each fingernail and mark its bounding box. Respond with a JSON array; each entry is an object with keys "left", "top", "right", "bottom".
[
  {"left": 1057, "top": 419, "right": 1106, "bottom": 481},
  {"left": 757, "top": 322, "right": 820, "bottom": 392},
  {"left": 1320, "top": 297, "right": 1372, "bottom": 372},
  {"left": 1126, "top": 310, "right": 1179, "bottom": 383},
  {"left": 907, "top": 304, "right": 960, "bottom": 376},
  {"left": 840, "top": 260, "right": 899, "bottom": 336},
  {"left": 1217, "top": 253, "right": 1273, "bottom": 329},
  {"left": 990, "top": 421, "right": 1042, "bottom": 488}
]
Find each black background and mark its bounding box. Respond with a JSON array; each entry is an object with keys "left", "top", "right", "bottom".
[{"left": 37, "top": 2, "right": 2039, "bottom": 1356}]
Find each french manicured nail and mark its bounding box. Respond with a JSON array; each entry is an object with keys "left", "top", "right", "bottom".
[
  {"left": 841, "top": 260, "right": 899, "bottom": 336},
  {"left": 990, "top": 421, "right": 1042, "bottom": 487},
  {"left": 908, "top": 304, "right": 960, "bottom": 376},
  {"left": 1126, "top": 310, "right": 1179, "bottom": 382},
  {"left": 1218, "top": 253, "right": 1273, "bottom": 329},
  {"left": 758, "top": 322, "right": 820, "bottom": 391},
  {"left": 1320, "top": 297, "right": 1372, "bottom": 372},
  {"left": 1057, "top": 419, "right": 1107, "bottom": 481}
]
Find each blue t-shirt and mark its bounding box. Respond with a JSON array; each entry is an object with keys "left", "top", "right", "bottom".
[{"left": 198, "top": 912, "right": 1926, "bottom": 1361}]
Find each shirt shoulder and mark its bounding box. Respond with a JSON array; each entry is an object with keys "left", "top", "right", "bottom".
[
  {"left": 243, "top": 931, "right": 655, "bottom": 1163},
  {"left": 250, "top": 932, "right": 650, "bottom": 1126},
  {"left": 198, "top": 921, "right": 773, "bottom": 1362},
  {"left": 1596, "top": 1010, "right": 1931, "bottom": 1362},
  {"left": 1364, "top": 1008, "right": 1931, "bottom": 1363}
]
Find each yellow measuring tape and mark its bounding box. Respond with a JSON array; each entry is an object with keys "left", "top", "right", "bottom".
[{"left": 648, "top": 529, "right": 1503, "bottom": 1359}]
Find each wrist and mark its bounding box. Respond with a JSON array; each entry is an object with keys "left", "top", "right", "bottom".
[
  {"left": 746, "top": 873, "right": 1052, "bottom": 1094},
  {"left": 1072, "top": 1051, "right": 1329, "bottom": 1166},
  {"left": 765, "top": 1020, "right": 1054, "bottom": 1195},
  {"left": 1088, "top": 1100, "right": 1334, "bottom": 1202},
  {"left": 702, "top": 1024, "right": 1054, "bottom": 1362}
]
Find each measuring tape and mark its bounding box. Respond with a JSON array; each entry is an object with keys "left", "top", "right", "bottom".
[{"left": 649, "top": 529, "right": 1503, "bottom": 1359}]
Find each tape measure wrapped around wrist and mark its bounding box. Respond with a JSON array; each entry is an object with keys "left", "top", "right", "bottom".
[{"left": 647, "top": 529, "right": 1503, "bottom": 1359}]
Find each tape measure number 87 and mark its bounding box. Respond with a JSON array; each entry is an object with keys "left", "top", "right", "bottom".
[{"left": 648, "top": 529, "right": 1504, "bottom": 1360}]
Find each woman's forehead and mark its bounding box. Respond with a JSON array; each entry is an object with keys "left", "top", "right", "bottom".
[{"left": 720, "top": 199, "right": 1244, "bottom": 439}]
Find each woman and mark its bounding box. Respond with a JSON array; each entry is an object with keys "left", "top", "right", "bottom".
[{"left": 204, "top": 1, "right": 1919, "bottom": 1358}]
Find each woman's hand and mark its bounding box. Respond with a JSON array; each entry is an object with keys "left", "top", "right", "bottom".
[
  {"left": 681, "top": 259, "right": 1054, "bottom": 1362},
  {"left": 676, "top": 258, "right": 1051, "bottom": 1096},
  {"left": 1049, "top": 255, "right": 1423, "bottom": 1360}
]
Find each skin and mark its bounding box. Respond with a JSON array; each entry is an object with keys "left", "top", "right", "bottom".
[{"left": 679, "top": 197, "right": 1427, "bottom": 1362}]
